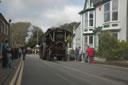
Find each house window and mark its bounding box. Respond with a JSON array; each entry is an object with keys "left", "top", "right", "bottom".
[
  {"left": 85, "top": 12, "right": 88, "bottom": 27},
  {"left": 112, "top": 0, "right": 118, "bottom": 21},
  {"left": 85, "top": 36, "right": 88, "bottom": 44},
  {"left": 0, "top": 21, "right": 1, "bottom": 33},
  {"left": 89, "top": 36, "right": 93, "bottom": 44},
  {"left": 104, "top": 2, "right": 110, "bottom": 22},
  {"left": 89, "top": 11, "right": 93, "bottom": 26}
]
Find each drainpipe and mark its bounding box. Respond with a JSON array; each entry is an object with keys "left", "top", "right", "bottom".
[
  {"left": 127, "top": 0, "right": 128, "bottom": 42},
  {"left": 94, "top": 8, "right": 96, "bottom": 48}
]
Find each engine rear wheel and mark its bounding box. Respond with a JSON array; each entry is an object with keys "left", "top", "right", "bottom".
[{"left": 57, "top": 56, "right": 62, "bottom": 60}]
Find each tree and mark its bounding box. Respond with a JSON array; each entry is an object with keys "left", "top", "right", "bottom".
[
  {"left": 26, "top": 26, "right": 44, "bottom": 48},
  {"left": 11, "top": 22, "right": 31, "bottom": 47},
  {"left": 98, "top": 31, "right": 118, "bottom": 60}
]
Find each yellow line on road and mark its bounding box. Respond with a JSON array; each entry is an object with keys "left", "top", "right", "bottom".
[
  {"left": 16, "top": 61, "right": 24, "bottom": 85},
  {"left": 9, "top": 58, "right": 22, "bottom": 85}
]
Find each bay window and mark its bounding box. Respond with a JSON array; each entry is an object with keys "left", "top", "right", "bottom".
[
  {"left": 85, "top": 11, "right": 94, "bottom": 31},
  {"left": 112, "top": 0, "right": 118, "bottom": 21},
  {"left": 104, "top": 2, "right": 110, "bottom": 22},
  {"left": 104, "top": 0, "right": 119, "bottom": 22},
  {"left": 85, "top": 12, "right": 88, "bottom": 27},
  {"left": 89, "top": 36, "right": 93, "bottom": 44},
  {"left": 89, "top": 11, "right": 93, "bottom": 26}
]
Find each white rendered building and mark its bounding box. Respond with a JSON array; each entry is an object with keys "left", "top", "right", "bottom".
[{"left": 79, "top": 0, "right": 128, "bottom": 50}]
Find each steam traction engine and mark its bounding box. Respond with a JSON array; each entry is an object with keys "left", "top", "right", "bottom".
[{"left": 39, "top": 28, "right": 72, "bottom": 61}]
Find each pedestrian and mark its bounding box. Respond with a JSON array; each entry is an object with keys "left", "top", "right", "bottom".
[
  {"left": 86, "top": 46, "right": 95, "bottom": 63},
  {"left": 7, "top": 47, "right": 12, "bottom": 68},
  {"left": 23, "top": 48, "right": 26, "bottom": 60},
  {"left": 83, "top": 46, "right": 89, "bottom": 63},
  {"left": 2, "top": 40, "right": 8, "bottom": 68},
  {"left": 78, "top": 47, "right": 82, "bottom": 61},
  {"left": 75, "top": 47, "right": 79, "bottom": 62},
  {"left": 19, "top": 48, "right": 22, "bottom": 57}
]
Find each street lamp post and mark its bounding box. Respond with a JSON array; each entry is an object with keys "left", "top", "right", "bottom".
[
  {"left": 8, "top": 19, "right": 12, "bottom": 47},
  {"left": 36, "top": 29, "right": 39, "bottom": 48}
]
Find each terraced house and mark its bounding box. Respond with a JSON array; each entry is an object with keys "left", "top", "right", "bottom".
[
  {"left": 0, "top": 13, "right": 9, "bottom": 58},
  {"left": 78, "top": 0, "right": 128, "bottom": 52}
]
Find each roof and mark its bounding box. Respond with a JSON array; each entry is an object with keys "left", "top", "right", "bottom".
[
  {"left": 91, "top": 0, "right": 102, "bottom": 5},
  {"left": 0, "top": 13, "right": 9, "bottom": 25},
  {"left": 79, "top": 0, "right": 110, "bottom": 14}
]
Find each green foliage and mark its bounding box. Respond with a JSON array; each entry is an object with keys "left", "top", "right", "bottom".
[
  {"left": 26, "top": 26, "right": 44, "bottom": 48},
  {"left": 27, "top": 37, "right": 37, "bottom": 48},
  {"left": 97, "top": 31, "right": 118, "bottom": 60},
  {"left": 67, "top": 35, "right": 72, "bottom": 43},
  {"left": 11, "top": 22, "right": 31, "bottom": 47},
  {"left": 112, "top": 40, "right": 128, "bottom": 60},
  {"left": 97, "top": 31, "right": 128, "bottom": 61}
]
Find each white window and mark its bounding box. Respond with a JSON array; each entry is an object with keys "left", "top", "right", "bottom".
[
  {"left": 4, "top": 24, "right": 6, "bottom": 35},
  {"left": 0, "top": 21, "right": 1, "bottom": 33},
  {"left": 112, "top": 0, "right": 118, "bottom": 21},
  {"left": 85, "top": 36, "right": 88, "bottom": 44},
  {"left": 6, "top": 26, "right": 8, "bottom": 36},
  {"left": 89, "top": 36, "right": 93, "bottom": 44},
  {"left": 104, "top": 2, "right": 110, "bottom": 22},
  {"left": 89, "top": 11, "right": 93, "bottom": 26},
  {"left": 85, "top": 12, "right": 88, "bottom": 27},
  {"left": 104, "top": 0, "right": 119, "bottom": 22}
]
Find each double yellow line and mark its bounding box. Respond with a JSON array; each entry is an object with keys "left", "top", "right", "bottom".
[{"left": 9, "top": 57, "right": 24, "bottom": 85}]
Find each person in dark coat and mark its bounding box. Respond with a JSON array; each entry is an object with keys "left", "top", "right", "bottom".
[
  {"left": 23, "top": 48, "right": 26, "bottom": 60},
  {"left": 2, "top": 40, "right": 8, "bottom": 68},
  {"left": 7, "top": 47, "right": 12, "bottom": 68}
]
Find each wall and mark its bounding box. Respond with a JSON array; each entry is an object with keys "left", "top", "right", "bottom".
[
  {"left": 126, "top": 1, "right": 128, "bottom": 42},
  {"left": 119, "top": 0, "right": 127, "bottom": 41}
]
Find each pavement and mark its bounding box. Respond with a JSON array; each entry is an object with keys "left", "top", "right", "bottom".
[{"left": 0, "top": 58, "right": 21, "bottom": 85}]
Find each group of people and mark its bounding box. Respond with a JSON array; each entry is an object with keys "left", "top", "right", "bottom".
[
  {"left": 75, "top": 46, "right": 95, "bottom": 63},
  {"left": 1, "top": 40, "right": 26, "bottom": 68}
]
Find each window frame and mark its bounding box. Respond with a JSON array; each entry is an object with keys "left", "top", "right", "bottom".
[
  {"left": 89, "top": 35, "right": 93, "bottom": 45},
  {"left": 112, "top": 0, "right": 119, "bottom": 21},
  {"left": 104, "top": 0, "right": 119, "bottom": 23},
  {"left": 89, "top": 11, "right": 94, "bottom": 26},
  {"left": 104, "top": 2, "right": 110, "bottom": 22}
]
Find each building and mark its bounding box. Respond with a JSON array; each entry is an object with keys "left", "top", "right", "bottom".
[
  {"left": 0, "top": 13, "right": 9, "bottom": 59},
  {"left": 78, "top": 0, "right": 128, "bottom": 51},
  {"left": 72, "top": 23, "right": 82, "bottom": 50}
]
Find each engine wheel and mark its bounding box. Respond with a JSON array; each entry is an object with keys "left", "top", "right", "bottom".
[{"left": 57, "top": 56, "right": 62, "bottom": 60}]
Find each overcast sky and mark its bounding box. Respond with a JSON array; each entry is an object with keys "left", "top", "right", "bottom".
[{"left": 0, "top": 0, "right": 85, "bottom": 32}]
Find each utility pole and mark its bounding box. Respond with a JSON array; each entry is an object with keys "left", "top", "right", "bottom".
[
  {"left": 36, "top": 29, "right": 39, "bottom": 47},
  {"left": 8, "top": 19, "right": 12, "bottom": 47}
]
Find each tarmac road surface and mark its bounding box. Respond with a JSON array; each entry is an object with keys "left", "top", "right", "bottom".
[{"left": 21, "top": 55, "right": 128, "bottom": 85}]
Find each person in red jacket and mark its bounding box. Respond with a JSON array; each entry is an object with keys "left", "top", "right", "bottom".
[{"left": 86, "top": 46, "right": 94, "bottom": 63}]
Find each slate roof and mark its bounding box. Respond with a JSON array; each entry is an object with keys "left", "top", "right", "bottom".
[{"left": 91, "top": 0, "right": 102, "bottom": 5}]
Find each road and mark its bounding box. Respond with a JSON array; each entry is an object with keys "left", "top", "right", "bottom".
[{"left": 21, "top": 55, "right": 128, "bottom": 85}]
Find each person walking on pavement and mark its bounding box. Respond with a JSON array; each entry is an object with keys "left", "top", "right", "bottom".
[
  {"left": 78, "top": 47, "right": 82, "bottom": 61},
  {"left": 75, "top": 47, "right": 79, "bottom": 62},
  {"left": 86, "top": 46, "right": 95, "bottom": 63},
  {"left": 82, "top": 46, "right": 89, "bottom": 63},
  {"left": 7, "top": 47, "right": 12, "bottom": 68},
  {"left": 2, "top": 40, "right": 8, "bottom": 68},
  {"left": 23, "top": 48, "right": 26, "bottom": 60},
  {"left": 19, "top": 48, "right": 22, "bottom": 57}
]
